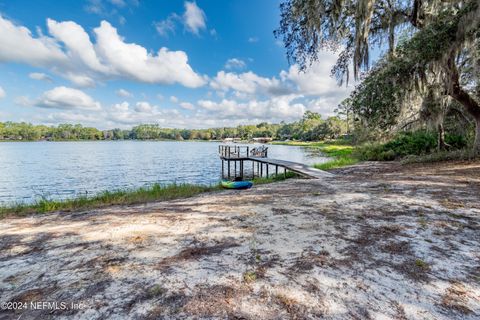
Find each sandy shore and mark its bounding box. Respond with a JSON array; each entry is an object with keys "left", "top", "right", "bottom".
[{"left": 1, "top": 160, "right": 479, "bottom": 319}]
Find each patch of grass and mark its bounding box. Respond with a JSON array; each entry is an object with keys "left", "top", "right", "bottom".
[
  {"left": 273, "top": 140, "right": 359, "bottom": 170},
  {"left": 314, "top": 156, "right": 359, "bottom": 170},
  {"left": 0, "top": 183, "right": 221, "bottom": 218},
  {"left": 147, "top": 284, "right": 166, "bottom": 298},
  {"left": 272, "top": 139, "right": 352, "bottom": 147},
  {"left": 1, "top": 171, "right": 299, "bottom": 218},
  {"left": 418, "top": 217, "right": 428, "bottom": 229},
  {"left": 317, "top": 144, "right": 354, "bottom": 157},
  {"left": 415, "top": 259, "right": 429, "bottom": 269},
  {"left": 243, "top": 270, "right": 257, "bottom": 283},
  {"left": 251, "top": 171, "right": 297, "bottom": 185}
]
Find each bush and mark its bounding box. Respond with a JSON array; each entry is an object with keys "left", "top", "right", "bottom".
[
  {"left": 445, "top": 134, "right": 468, "bottom": 149},
  {"left": 356, "top": 131, "right": 437, "bottom": 161}
]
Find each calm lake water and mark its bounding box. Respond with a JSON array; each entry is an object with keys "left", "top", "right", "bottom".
[{"left": 0, "top": 141, "right": 329, "bottom": 205}]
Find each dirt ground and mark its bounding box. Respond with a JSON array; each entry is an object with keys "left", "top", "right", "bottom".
[{"left": 1, "top": 160, "right": 479, "bottom": 319}]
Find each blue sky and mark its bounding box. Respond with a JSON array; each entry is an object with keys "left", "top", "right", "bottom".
[{"left": 0, "top": 0, "right": 352, "bottom": 129}]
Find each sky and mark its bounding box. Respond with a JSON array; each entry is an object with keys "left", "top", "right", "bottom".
[{"left": 0, "top": 0, "right": 353, "bottom": 129}]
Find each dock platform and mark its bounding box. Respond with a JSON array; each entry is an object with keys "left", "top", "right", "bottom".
[{"left": 219, "top": 145, "right": 332, "bottom": 179}]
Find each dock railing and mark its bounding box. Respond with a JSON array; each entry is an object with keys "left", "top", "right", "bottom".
[{"left": 219, "top": 145, "right": 267, "bottom": 159}]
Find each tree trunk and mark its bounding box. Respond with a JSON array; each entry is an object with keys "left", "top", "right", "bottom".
[
  {"left": 446, "top": 52, "right": 480, "bottom": 152},
  {"left": 437, "top": 122, "right": 448, "bottom": 151},
  {"left": 475, "top": 118, "right": 480, "bottom": 153}
]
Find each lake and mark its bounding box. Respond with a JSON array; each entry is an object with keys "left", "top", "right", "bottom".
[{"left": 0, "top": 141, "right": 329, "bottom": 205}]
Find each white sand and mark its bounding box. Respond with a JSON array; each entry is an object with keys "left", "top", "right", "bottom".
[{"left": 1, "top": 161, "right": 479, "bottom": 319}]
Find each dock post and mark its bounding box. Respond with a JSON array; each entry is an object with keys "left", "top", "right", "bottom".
[
  {"left": 228, "top": 161, "right": 231, "bottom": 179},
  {"left": 240, "top": 160, "right": 244, "bottom": 179},
  {"left": 266, "top": 164, "right": 269, "bottom": 177},
  {"left": 260, "top": 162, "right": 263, "bottom": 177},
  {"left": 284, "top": 167, "right": 287, "bottom": 178},
  {"left": 276, "top": 165, "right": 278, "bottom": 176},
  {"left": 252, "top": 161, "right": 255, "bottom": 178},
  {"left": 222, "top": 160, "right": 224, "bottom": 178},
  {"left": 234, "top": 160, "right": 237, "bottom": 178}
]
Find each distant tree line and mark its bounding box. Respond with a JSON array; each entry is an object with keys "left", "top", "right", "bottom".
[{"left": 0, "top": 113, "right": 348, "bottom": 142}]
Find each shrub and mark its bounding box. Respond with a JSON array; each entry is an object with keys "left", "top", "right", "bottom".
[
  {"left": 445, "top": 134, "right": 468, "bottom": 149},
  {"left": 356, "top": 131, "right": 437, "bottom": 161}
]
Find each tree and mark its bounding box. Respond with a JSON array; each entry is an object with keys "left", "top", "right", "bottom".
[{"left": 275, "top": 0, "right": 480, "bottom": 151}]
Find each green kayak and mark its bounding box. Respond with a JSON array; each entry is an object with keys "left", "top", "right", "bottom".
[{"left": 221, "top": 180, "right": 253, "bottom": 189}]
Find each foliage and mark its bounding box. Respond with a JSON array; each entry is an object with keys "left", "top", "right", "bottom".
[
  {"left": 0, "top": 171, "right": 299, "bottom": 218},
  {"left": 314, "top": 156, "right": 359, "bottom": 170},
  {"left": 276, "top": 0, "right": 480, "bottom": 152},
  {"left": 0, "top": 112, "right": 349, "bottom": 142},
  {"left": 355, "top": 131, "right": 460, "bottom": 161},
  {"left": 0, "top": 183, "right": 220, "bottom": 218},
  {"left": 401, "top": 149, "right": 480, "bottom": 164},
  {"left": 275, "top": 0, "right": 413, "bottom": 82},
  {"left": 276, "top": 140, "right": 358, "bottom": 170},
  {"left": 345, "top": 4, "right": 475, "bottom": 131}
]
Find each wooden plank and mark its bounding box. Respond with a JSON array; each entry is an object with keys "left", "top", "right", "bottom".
[{"left": 249, "top": 157, "right": 333, "bottom": 179}]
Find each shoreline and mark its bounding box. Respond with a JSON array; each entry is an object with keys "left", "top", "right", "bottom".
[
  {"left": 1, "top": 160, "right": 479, "bottom": 319},
  {"left": 0, "top": 173, "right": 296, "bottom": 219}
]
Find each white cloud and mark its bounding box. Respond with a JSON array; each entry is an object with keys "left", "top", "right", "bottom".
[
  {"left": 210, "top": 28, "right": 218, "bottom": 38},
  {"left": 179, "top": 102, "right": 195, "bottom": 110},
  {"left": 183, "top": 1, "right": 206, "bottom": 35},
  {"left": 64, "top": 73, "right": 96, "bottom": 87},
  {"left": 248, "top": 37, "right": 259, "bottom": 43},
  {"left": 209, "top": 51, "right": 352, "bottom": 117},
  {"left": 280, "top": 52, "right": 351, "bottom": 97},
  {"left": 29, "top": 72, "right": 53, "bottom": 82},
  {"left": 35, "top": 86, "right": 101, "bottom": 110},
  {"left": 154, "top": 14, "right": 178, "bottom": 37},
  {"left": 210, "top": 71, "right": 289, "bottom": 96},
  {"left": 197, "top": 95, "right": 304, "bottom": 121},
  {"left": 134, "top": 101, "right": 153, "bottom": 113},
  {"left": 0, "top": 16, "right": 205, "bottom": 88},
  {"left": 108, "top": 101, "right": 174, "bottom": 125},
  {"left": 116, "top": 89, "right": 132, "bottom": 98},
  {"left": 155, "top": 1, "right": 207, "bottom": 38},
  {"left": 0, "top": 86, "right": 5, "bottom": 99},
  {"left": 84, "top": 0, "right": 104, "bottom": 14},
  {"left": 109, "top": 0, "right": 126, "bottom": 7},
  {"left": 225, "top": 58, "right": 246, "bottom": 70},
  {"left": 170, "top": 96, "right": 179, "bottom": 103},
  {"left": 94, "top": 21, "right": 206, "bottom": 87},
  {"left": 14, "top": 96, "right": 32, "bottom": 106},
  {"left": 47, "top": 19, "right": 110, "bottom": 73},
  {"left": 45, "top": 111, "right": 103, "bottom": 124},
  {"left": 0, "top": 15, "right": 67, "bottom": 67}
]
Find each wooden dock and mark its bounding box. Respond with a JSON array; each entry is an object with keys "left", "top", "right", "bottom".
[
  {"left": 249, "top": 157, "right": 333, "bottom": 179},
  {"left": 219, "top": 145, "right": 332, "bottom": 179}
]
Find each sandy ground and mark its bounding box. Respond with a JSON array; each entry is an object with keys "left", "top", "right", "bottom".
[{"left": 1, "top": 160, "right": 479, "bottom": 320}]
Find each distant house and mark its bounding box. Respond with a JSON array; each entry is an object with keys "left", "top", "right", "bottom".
[
  {"left": 223, "top": 138, "right": 241, "bottom": 143},
  {"left": 252, "top": 137, "right": 272, "bottom": 143}
]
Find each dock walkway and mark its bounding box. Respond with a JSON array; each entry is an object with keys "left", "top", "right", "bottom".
[
  {"left": 219, "top": 145, "right": 332, "bottom": 179},
  {"left": 249, "top": 157, "right": 333, "bottom": 179}
]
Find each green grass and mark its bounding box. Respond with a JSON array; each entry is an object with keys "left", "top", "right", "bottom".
[
  {"left": 0, "top": 183, "right": 221, "bottom": 219},
  {"left": 0, "top": 173, "right": 298, "bottom": 218},
  {"left": 314, "top": 157, "right": 359, "bottom": 170},
  {"left": 273, "top": 140, "right": 359, "bottom": 170},
  {"left": 251, "top": 171, "right": 297, "bottom": 184}
]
